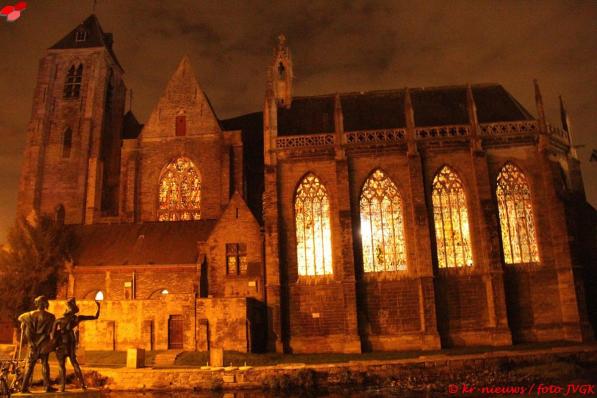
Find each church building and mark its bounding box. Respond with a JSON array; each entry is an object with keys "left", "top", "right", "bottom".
[{"left": 13, "top": 15, "right": 595, "bottom": 353}]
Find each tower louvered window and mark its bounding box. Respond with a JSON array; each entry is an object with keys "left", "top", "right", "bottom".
[
  {"left": 158, "top": 157, "right": 201, "bottom": 221},
  {"left": 496, "top": 163, "right": 540, "bottom": 264},
  {"left": 64, "top": 64, "right": 83, "bottom": 99},
  {"left": 432, "top": 166, "right": 473, "bottom": 268},
  {"left": 360, "top": 169, "right": 407, "bottom": 272},
  {"left": 295, "top": 174, "right": 333, "bottom": 276}
]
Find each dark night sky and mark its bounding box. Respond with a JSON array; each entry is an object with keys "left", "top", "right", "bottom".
[{"left": 0, "top": 0, "right": 596, "bottom": 240}]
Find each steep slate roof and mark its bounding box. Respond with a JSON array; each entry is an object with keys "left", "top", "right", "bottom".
[
  {"left": 69, "top": 221, "right": 217, "bottom": 266},
  {"left": 122, "top": 111, "right": 143, "bottom": 139},
  {"left": 277, "top": 84, "right": 534, "bottom": 136},
  {"left": 49, "top": 14, "right": 122, "bottom": 70}
]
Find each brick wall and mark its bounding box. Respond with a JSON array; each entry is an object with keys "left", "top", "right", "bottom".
[{"left": 206, "top": 193, "right": 263, "bottom": 301}]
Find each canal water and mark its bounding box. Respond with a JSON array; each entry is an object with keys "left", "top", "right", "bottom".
[{"left": 100, "top": 387, "right": 427, "bottom": 397}]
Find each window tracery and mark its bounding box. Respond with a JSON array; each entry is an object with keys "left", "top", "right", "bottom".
[
  {"left": 158, "top": 157, "right": 201, "bottom": 221},
  {"left": 496, "top": 163, "right": 539, "bottom": 264},
  {"left": 360, "top": 169, "right": 407, "bottom": 272},
  {"left": 295, "top": 174, "right": 333, "bottom": 276},
  {"left": 432, "top": 166, "right": 473, "bottom": 268}
]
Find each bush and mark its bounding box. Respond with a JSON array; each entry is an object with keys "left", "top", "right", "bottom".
[
  {"left": 84, "top": 370, "right": 108, "bottom": 388},
  {"left": 209, "top": 376, "right": 223, "bottom": 391}
]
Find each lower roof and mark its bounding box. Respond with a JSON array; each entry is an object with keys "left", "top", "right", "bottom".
[{"left": 69, "top": 220, "right": 217, "bottom": 266}]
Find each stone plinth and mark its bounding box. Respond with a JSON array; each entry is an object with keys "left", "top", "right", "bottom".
[
  {"left": 126, "top": 348, "right": 145, "bottom": 368},
  {"left": 209, "top": 347, "right": 224, "bottom": 367}
]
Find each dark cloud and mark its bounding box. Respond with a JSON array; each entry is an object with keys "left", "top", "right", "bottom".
[{"left": 0, "top": 0, "right": 596, "bottom": 240}]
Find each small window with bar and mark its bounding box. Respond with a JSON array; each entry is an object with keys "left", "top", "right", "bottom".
[{"left": 226, "top": 243, "right": 247, "bottom": 276}]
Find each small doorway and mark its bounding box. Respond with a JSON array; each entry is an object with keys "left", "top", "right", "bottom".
[{"left": 168, "top": 315, "right": 184, "bottom": 349}]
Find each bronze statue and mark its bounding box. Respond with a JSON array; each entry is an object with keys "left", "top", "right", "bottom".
[
  {"left": 18, "top": 295, "right": 56, "bottom": 393},
  {"left": 51, "top": 297, "right": 100, "bottom": 392}
]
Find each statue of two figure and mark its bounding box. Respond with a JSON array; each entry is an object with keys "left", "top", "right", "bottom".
[{"left": 17, "top": 295, "right": 100, "bottom": 393}]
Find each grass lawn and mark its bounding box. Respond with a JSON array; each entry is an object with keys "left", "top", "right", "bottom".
[{"left": 80, "top": 340, "right": 584, "bottom": 368}]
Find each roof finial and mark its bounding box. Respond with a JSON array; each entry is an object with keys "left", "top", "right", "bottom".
[
  {"left": 404, "top": 87, "right": 417, "bottom": 156},
  {"left": 92, "top": 0, "right": 97, "bottom": 13},
  {"left": 533, "top": 79, "right": 546, "bottom": 125},
  {"left": 559, "top": 95, "right": 578, "bottom": 159}
]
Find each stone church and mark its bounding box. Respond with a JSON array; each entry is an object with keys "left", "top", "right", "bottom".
[{"left": 11, "top": 15, "right": 596, "bottom": 353}]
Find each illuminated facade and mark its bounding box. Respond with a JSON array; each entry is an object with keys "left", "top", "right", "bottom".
[{"left": 9, "top": 15, "right": 595, "bottom": 353}]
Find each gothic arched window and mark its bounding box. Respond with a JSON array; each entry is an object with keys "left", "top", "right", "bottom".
[
  {"left": 158, "top": 157, "right": 201, "bottom": 221},
  {"left": 295, "top": 174, "right": 333, "bottom": 276},
  {"left": 360, "top": 169, "right": 407, "bottom": 272},
  {"left": 64, "top": 64, "right": 83, "bottom": 99},
  {"left": 496, "top": 163, "right": 540, "bottom": 264},
  {"left": 432, "top": 166, "right": 473, "bottom": 268}
]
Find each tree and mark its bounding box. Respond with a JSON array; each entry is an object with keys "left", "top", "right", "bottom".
[{"left": 0, "top": 212, "right": 72, "bottom": 325}]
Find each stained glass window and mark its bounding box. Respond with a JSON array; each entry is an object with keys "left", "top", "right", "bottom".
[
  {"left": 64, "top": 64, "right": 83, "bottom": 99},
  {"left": 496, "top": 163, "right": 539, "bottom": 264},
  {"left": 360, "top": 169, "right": 407, "bottom": 272},
  {"left": 432, "top": 166, "right": 473, "bottom": 268},
  {"left": 158, "top": 157, "right": 201, "bottom": 221},
  {"left": 295, "top": 174, "right": 333, "bottom": 276}
]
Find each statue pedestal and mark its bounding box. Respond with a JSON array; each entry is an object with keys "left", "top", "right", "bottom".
[{"left": 13, "top": 389, "right": 100, "bottom": 397}]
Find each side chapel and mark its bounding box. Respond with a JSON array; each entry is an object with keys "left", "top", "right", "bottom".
[{"left": 8, "top": 15, "right": 596, "bottom": 353}]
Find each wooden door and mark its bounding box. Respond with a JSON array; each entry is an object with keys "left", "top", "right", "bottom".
[{"left": 168, "top": 315, "right": 184, "bottom": 349}]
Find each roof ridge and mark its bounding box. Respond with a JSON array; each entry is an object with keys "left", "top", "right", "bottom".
[{"left": 291, "top": 83, "right": 503, "bottom": 100}]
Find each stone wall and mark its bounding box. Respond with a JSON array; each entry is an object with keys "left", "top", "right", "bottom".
[{"left": 49, "top": 296, "right": 264, "bottom": 352}]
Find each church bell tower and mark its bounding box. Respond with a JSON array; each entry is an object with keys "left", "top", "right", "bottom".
[{"left": 17, "top": 15, "right": 126, "bottom": 224}]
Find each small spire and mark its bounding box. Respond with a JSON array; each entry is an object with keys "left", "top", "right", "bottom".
[
  {"left": 467, "top": 84, "right": 481, "bottom": 152},
  {"left": 466, "top": 84, "right": 479, "bottom": 127},
  {"left": 534, "top": 79, "right": 546, "bottom": 124},
  {"left": 404, "top": 87, "right": 415, "bottom": 129},
  {"left": 559, "top": 95, "right": 577, "bottom": 159},
  {"left": 334, "top": 93, "right": 344, "bottom": 134},
  {"left": 272, "top": 34, "right": 293, "bottom": 108},
  {"left": 404, "top": 87, "right": 417, "bottom": 156},
  {"left": 559, "top": 95, "right": 569, "bottom": 132}
]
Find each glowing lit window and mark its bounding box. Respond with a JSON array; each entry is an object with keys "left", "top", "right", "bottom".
[
  {"left": 496, "top": 163, "right": 539, "bottom": 264},
  {"left": 360, "top": 169, "right": 407, "bottom": 272},
  {"left": 432, "top": 166, "right": 473, "bottom": 268},
  {"left": 158, "top": 157, "right": 201, "bottom": 221},
  {"left": 64, "top": 64, "right": 83, "bottom": 99},
  {"left": 295, "top": 174, "right": 333, "bottom": 276}
]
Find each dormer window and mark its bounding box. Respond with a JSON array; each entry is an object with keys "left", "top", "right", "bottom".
[{"left": 75, "top": 30, "right": 87, "bottom": 42}]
